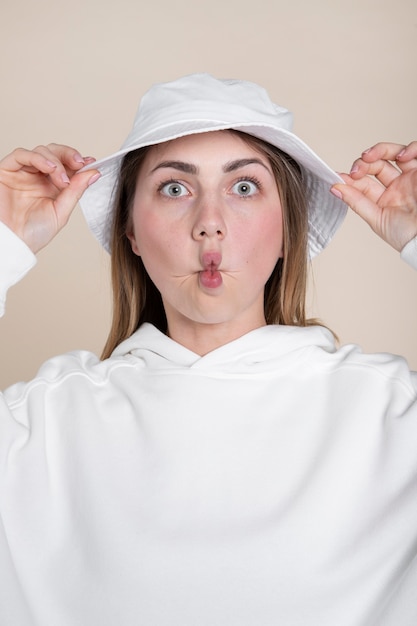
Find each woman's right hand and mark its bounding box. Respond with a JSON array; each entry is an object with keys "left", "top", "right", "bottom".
[{"left": 0, "top": 144, "right": 100, "bottom": 253}]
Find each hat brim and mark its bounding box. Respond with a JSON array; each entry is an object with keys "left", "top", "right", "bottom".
[{"left": 79, "top": 120, "right": 346, "bottom": 257}]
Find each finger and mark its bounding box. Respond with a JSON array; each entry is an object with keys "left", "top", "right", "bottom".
[
  {"left": 53, "top": 169, "right": 101, "bottom": 227},
  {"left": 0, "top": 147, "right": 59, "bottom": 175},
  {"left": 0, "top": 146, "right": 94, "bottom": 176},
  {"left": 349, "top": 157, "right": 401, "bottom": 187},
  {"left": 34, "top": 143, "right": 86, "bottom": 172},
  {"left": 361, "top": 142, "right": 408, "bottom": 163},
  {"left": 334, "top": 173, "right": 386, "bottom": 204},
  {"left": 331, "top": 182, "right": 381, "bottom": 232},
  {"left": 32, "top": 144, "right": 94, "bottom": 188},
  {"left": 395, "top": 141, "right": 417, "bottom": 164},
  {"left": 361, "top": 141, "right": 417, "bottom": 172},
  {"left": 37, "top": 143, "right": 88, "bottom": 170},
  {"left": 82, "top": 156, "right": 97, "bottom": 166}
]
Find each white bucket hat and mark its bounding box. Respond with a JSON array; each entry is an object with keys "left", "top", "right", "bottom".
[{"left": 79, "top": 73, "right": 347, "bottom": 257}]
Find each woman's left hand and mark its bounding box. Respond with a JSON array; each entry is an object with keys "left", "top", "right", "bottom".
[{"left": 331, "top": 141, "right": 417, "bottom": 252}]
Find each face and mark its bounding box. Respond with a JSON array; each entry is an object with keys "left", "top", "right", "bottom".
[{"left": 127, "top": 131, "right": 283, "bottom": 342}]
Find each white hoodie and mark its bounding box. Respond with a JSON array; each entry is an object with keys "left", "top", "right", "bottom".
[{"left": 1, "top": 221, "right": 417, "bottom": 626}]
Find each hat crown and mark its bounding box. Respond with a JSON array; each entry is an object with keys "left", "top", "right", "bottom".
[{"left": 124, "top": 73, "right": 293, "bottom": 146}]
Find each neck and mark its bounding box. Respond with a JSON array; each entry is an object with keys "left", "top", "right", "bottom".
[{"left": 166, "top": 316, "right": 267, "bottom": 356}]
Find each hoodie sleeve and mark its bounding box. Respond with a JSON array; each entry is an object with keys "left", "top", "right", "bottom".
[
  {"left": 400, "top": 236, "right": 417, "bottom": 271},
  {"left": 0, "top": 222, "right": 37, "bottom": 318}
]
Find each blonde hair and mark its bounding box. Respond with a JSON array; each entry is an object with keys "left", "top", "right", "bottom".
[{"left": 101, "top": 130, "right": 317, "bottom": 359}]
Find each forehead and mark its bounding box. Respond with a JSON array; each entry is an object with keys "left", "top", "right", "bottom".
[{"left": 141, "top": 130, "right": 270, "bottom": 169}]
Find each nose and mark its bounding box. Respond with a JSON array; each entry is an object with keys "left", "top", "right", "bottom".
[{"left": 192, "top": 197, "right": 227, "bottom": 241}]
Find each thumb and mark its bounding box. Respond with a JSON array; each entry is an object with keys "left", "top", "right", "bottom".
[{"left": 54, "top": 169, "right": 101, "bottom": 228}]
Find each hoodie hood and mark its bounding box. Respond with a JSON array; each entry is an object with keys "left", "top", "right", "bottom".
[{"left": 111, "top": 323, "right": 337, "bottom": 373}]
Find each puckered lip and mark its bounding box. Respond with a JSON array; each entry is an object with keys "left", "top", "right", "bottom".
[{"left": 200, "top": 251, "right": 222, "bottom": 272}]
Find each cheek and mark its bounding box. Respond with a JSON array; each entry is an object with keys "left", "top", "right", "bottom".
[
  {"left": 132, "top": 210, "right": 162, "bottom": 255},
  {"left": 266, "top": 214, "right": 284, "bottom": 259},
  {"left": 242, "top": 210, "right": 283, "bottom": 266},
  {"left": 133, "top": 213, "right": 184, "bottom": 276}
]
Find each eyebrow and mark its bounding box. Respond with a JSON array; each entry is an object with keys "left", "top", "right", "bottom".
[
  {"left": 150, "top": 157, "right": 271, "bottom": 176},
  {"left": 223, "top": 158, "right": 270, "bottom": 173},
  {"left": 151, "top": 160, "right": 197, "bottom": 175}
]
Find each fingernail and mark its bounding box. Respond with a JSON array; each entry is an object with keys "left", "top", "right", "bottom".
[
  {"left": 396, "top": 149, "right": 406, "bottom": 159},
  {"left": 330, "top": 187, "right": 343, "bottom": 200},
  {"left": 73, "top": 152, "right": 85, "bottom": 164},
  {"left": 362, "top": 147, "right": 372, "bottom": 155},
  {"left": 350, "top": 164, "right": 359, "bottom": 174},
  {"left": 46, "top": 160, "right": 57, "bottom": 168},
  {"left": 88, "top": 172, "right": 101, "bottom": 186},
  {"left": 61, "top": 172, "right": 70, "bottom": 184}
]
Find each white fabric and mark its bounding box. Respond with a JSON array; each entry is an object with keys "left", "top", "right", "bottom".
[
  {"left": 401, "top": 235, "right": 417, "bottom": 270},
  {"left": 0, "top": 222, "right": 36, "bottom": 317},
  {"left": 1, "top": 225, "right": 417, "bottom": 626}
]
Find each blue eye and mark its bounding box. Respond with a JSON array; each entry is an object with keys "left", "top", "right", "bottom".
[
  {"left": 232, "top": 179, "right": 259, "bottom": 197},
  {"left": 160, "top": 181, "right": 188, "bottom": 197}
]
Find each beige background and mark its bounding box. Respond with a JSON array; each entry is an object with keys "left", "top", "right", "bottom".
[{"left": 1, "top": 0, "right": 416, "bottom": 388}]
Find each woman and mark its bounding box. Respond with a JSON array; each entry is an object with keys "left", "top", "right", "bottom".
[{"left": 0, "top": 73, "right": 416, "bottom": 625}]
